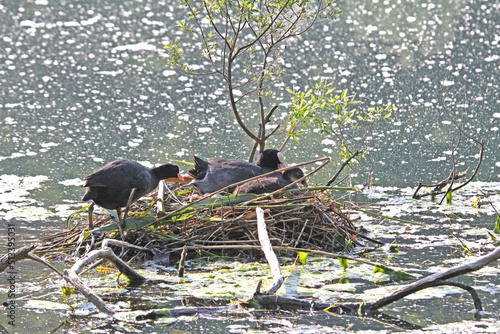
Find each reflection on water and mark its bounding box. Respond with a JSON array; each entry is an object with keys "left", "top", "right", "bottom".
[{"left": 0, "top": 0, "right": 498, "bottom": 333}]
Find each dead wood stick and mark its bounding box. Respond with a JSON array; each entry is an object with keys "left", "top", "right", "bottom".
[
  {"left": 27, "top": 252, "right": 64, "bottom": 278},
  {"left": 63, "top": 242, "right": 150, "bottom": 314},
  {"left": 0, "top": 244, "right": 64, "bottom": 278},
  {"left": 413, "top": 141, "right": 484, "bottom": 200},
  {"left": 178, "top": 246, "right": 187, "bottom": 278},
  {"left": 326, "top": 150, "right": 361, "bottom": 186},
  {"left": 157, "top": 180, "right": 165, "bottom": 215},
  {"left": 256, "top": 207, "right": 283, "bottom": 294},
  {"left": 365, "top": 246, "right": 500, "bottom": 312},
  {"left": 0, "top": 244, "right": 37, "bottom": 273},
  {"left": 70, "top": 246, "right": 147, "bottom": 281},
  {"left": 63, "top": 269, "right": 115, "bottom": 314}
]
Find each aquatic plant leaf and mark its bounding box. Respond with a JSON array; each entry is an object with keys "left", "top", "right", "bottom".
[
  {"left": 471, "top": 196, "right": 481, "bottom": 208},
  {"left": 389, "top": 244, "right": 399, "bottom": 253},
  {"left": 339, "top": 257, "right": 349, "bottom": 272},
  {"left": 446, "top": 190, "right": 453, "bottom": 204},
  {"left": 373, "top": 265, "right": 413, "bottom": 281},
  {"left": 494, "top": 215, "right": 500, "bottom": 234},
  {"left": 61, "top": 286, "right": 75, "bottom": 297},
  {"left": 297, "top": 251, "right": 309, "bottom": 267}
]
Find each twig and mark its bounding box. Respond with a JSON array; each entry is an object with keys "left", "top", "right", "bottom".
[{"left": 326, "top": 150, "right": 361, "bottom": 186}]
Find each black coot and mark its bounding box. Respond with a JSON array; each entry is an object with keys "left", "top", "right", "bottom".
[
  {"left": 82, "top": 159, "right": 183, "bottom": 223},
  {"left": 234, "top": 167, "right": 307, "bottom": 195},
  {"left": 189, "top": 149, "right": 286, "bottom": 194}
]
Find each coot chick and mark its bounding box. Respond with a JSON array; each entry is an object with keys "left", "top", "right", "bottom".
[
  {"left": 234, "top": 167, "right": 307, "bottom": 195},
  {"left": 189, "top": 149, "right": 286, "bottom": 194},
  {"left": 82, "top": 159, "right": 184, "bottom": 227}
]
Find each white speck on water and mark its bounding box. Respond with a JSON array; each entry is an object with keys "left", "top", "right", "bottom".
[
  {"left": 217, "top": 100, "right": 226, "bottom": 105},
  {"left": 198, "top": 127, "right": 211, "bottom": 133},
  {"left": 407, "top": 16, "right": 417, "bottom": 23},
  {"left": 323, "top": 148, "right": 333, "bottom": 154},
  {"left": 40, "top": 142, "right": 59, "bottom": 148},
  {"left": 81, "top": 15, "right": 102, "bottom": 26},
  {"left": 112, "top": 43, "right": 156, "bottom": 52},
  {"left": 441, "top": 80, "right": 454, "bottom": 86},
  {"left": 128, "top": 140, "right": 140, "bottom": 147},
  {"left": 375, "top": 54, "right": 387, "bottom": 60},
  {"left": 322, "top": 139, "right": 335, "bottom": 145},
  {"left": 97, "top": 70, "right": 122, "bottom": 76},
  {"left": 4, "top": 117, "right": 16, "bottom": 124},
  {"left": 59, "top": 178, "right": 83, "bottom": 187},
  {"left": 64, "top": 21, "right": 80, "bottom": 27},
  {"left": 493, "top": 113, "right": 500, "bottom": 118},
  {"left": 163, "top": 70, "right": 177, "bottom": 77},
  {"left": 178, "top": 76, "right": 189, "bottom": 82},
  {"left": 119, "top": 124, "right": 132, "bottom": 131},
  {"left": 485, "top": 55, "right": 499, "bottom": 62},
  {"left": 366, "top": 25, "right": 378, "bottom": 34}
]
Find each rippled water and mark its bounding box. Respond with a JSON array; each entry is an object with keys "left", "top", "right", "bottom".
[{"left": 0, "top": 0, "right": 499, "bottom": 332}]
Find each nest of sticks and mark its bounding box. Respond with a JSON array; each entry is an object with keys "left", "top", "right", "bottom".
[{"left": 36, "top": 158, "right": 375, "bottom": 262}]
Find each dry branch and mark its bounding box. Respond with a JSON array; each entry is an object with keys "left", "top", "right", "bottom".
[
  {"left": 62, "top": 240, "right": 152, "bottom": 314},
  {"left": 256, "top": 207, "right": 283, "bottom": 294},
  {"left": 364, "top": 246, "right": 500, "bottom": 312}
]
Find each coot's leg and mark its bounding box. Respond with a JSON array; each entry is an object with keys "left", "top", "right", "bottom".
[
  {"left": 116, "top": 207, "right": 122, "bottom": 221},
  {"left": 88, "top": 202, "right": 95, "bottom": 229},
  {"left": 121, "top": 187, "right": 137, "bottom": 227},
  {"left": 115, "top": 206, "right": 125, "bottom": 240}
]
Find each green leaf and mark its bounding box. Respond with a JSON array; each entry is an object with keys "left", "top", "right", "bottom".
[
  {"left": 493, "top": 215, "right": 500, "bottom": 234},
  {"left": 373, "top": 265, "right": 413, "bottom": 281},
  {"left": 339, "top": 257, "right": 348, "bottom": 272},
  {"left": 297, "top": 251, "right": 309, "bottom": 268},
  {"left": 389, "top": 244, "right": 399, "bottom": 253},
  {"left": 446, "top": 189, "right": 453, "bottom": 204}
]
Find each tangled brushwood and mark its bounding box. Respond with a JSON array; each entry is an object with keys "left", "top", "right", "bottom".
[{"left": 36, "top": 181, "right": 372, "bottom": 262}]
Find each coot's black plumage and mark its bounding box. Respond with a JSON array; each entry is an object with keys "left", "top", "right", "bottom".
[
  {"left": 234, "top": 167, "right": 307, "bottom": 195},
  {"left": 188, "top": 149, "right": 286, "bottom": 194},
  {"left": 82, "top": 159, "right": 183, "bottom": 216}
]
